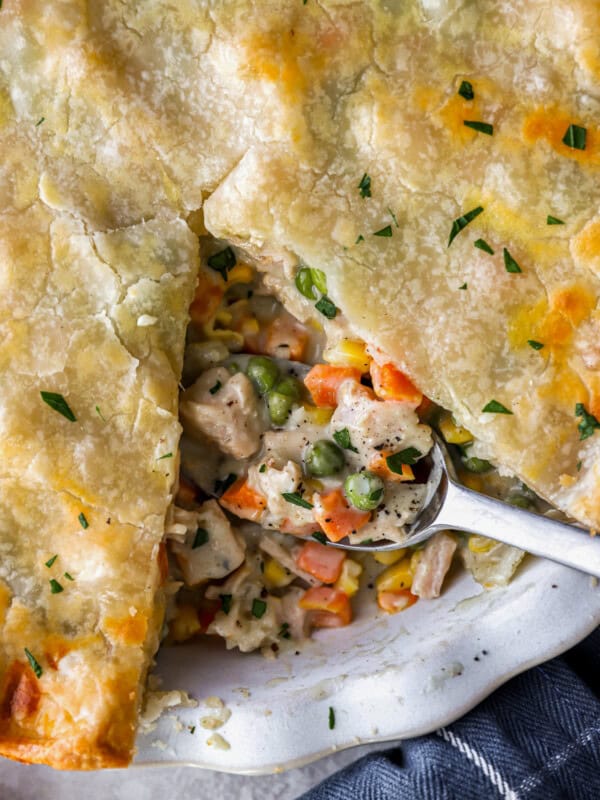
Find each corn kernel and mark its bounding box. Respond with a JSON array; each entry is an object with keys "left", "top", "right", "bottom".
[
  {"left": 302, "top": 477, "right": 325, "bottom": 494},
  {"left": 373, "top": 549, "right": 406, "bottom": 565},
  {"left": 170, "top": 604, "right": 202, "bottom": 643},
  {"left": 460, "top": 471, "right": 484, "bottom": 493},
  {"left": 334, "top": 558, "right": 363, "bottom": 597},
  {"left": 226, "top": 263, "right": 255, "bottom": 285},
  {"left": 303, "top": 404, "right": 334, "bottom": 425},
  {"left": 324, "top": 339, "right": 371, "bottom": 373},
  {"left": 375, "top": 558, "right": 413, "bottom": 592},
  {"left": 438, "top": 411, "right": 473, "bottom": 445},
  {"left": 263, "top": 557, "right": 294, "bottom": 589},
  {"left": 468, "top": 535, "right": 495, "bottom": 553},
  {"left": 240, "top": 317, "right": 260, "bottom": 336}
]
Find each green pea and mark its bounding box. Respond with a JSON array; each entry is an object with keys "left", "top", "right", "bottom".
[
  {"left": 507, "top": 493, "right": 534, "bottom": 510},
  {"left": 309, "top": 268, "right": 327, "bottom": 295},
  {"left": 305, "top": 440, "right": 345, "bottom": 477},
  {"left": 267, "top": 391, "right": 294, "bottom": 425},
  {"left": 274, "top": 375, "right": 303, "bottom": 401},
  {"left": 295, "top": 267, "right": 317, "bottom": 299},
  {"left": 344, "top": 471, "right": 384, "bottom": 511},
  {"left": 461, "top": 456, "right": 493, "bottom": 474},
  {"left": 247, "top": 356, "right": 279, "bottom": 394}
]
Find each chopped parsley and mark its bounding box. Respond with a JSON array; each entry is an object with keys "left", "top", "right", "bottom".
[
  {"left": 482, "top": 399, "right": 513, "bottom": 415},
  {"left": 189, "top": 725, "right": 196, "bottom": 734},
  {"left": 458, "top": 80, "right": 474, "bottom": 100},
  {"left": 459, "top": 283, "right": 468, "bottom": 290},
  {"left": 358, "top": 173, "right": 372, "bottom": 198},
  {"left": 577, "top": 460, "right": 583, "bottom": 472},
  {"left": 333, "top": 428, "right": 358, "bottom": 452},
  {"left": 474, "top": 238, "right": 494, "bottom": 255},
  {"left": 527, "top": 340, "right": 544, "bottom": 350},
  {"left": 24, "top": 648, "right": 42, "bottom": 678},
  {"left": 64, "top": 572, "right": 74, "bottom": 581},
  {"left": 41, "top": 391, "right": 76, "bottom": 422},
  {"left": 369, "top": 488, "right": 384, "bottom": 503},
  {"left": 251, "top": 598, "right": 267, "bottom": 619},
  {"left": 448, "top": 206, "right": 483, "bottom": 247},
  {"left": 355, "top": 234, "right": 365, "bottom": 244},
  {"left": 214, "top": 473, "right": 237, "bottom": 496},
  {"left": 503, "top": 248, "right": 522, "bottom": 273},
  {"left": 386, "top": 448, "right": 422, "bottom": 473},
  {"left": 78, "top": 512, "right": 89, "bottom": 530},
  {"left": 279, "top": 622, "right": 291, "bottom": 639},
  {"left": 209, "top": 380, "right": 222, "bottom": 395},
  {"left": 373, "top": 225, "right": 393, "bottom": 238},
  {"left": 315, "top": 295, "right": 337, "bottom": 319},
  {"left": 562, "top": 124, "right": 586, "bottom": 151},
  {"left": 49, "top": 578, "right": 63, "bottom": 594},
  {"left": 207, "top": 247, "right": 236, "bottom": 280},
  {"left": 220, "top": 594, "right": 232, "bottom": 614},
  {"left": 192, "top": 527, "right": 209, "bottom": 548},
  {"left": 156, "top": 452, "right": 173, "bottom": 460},
  {"left": 328, "top": 706, "right": 335, "bottom": 730},
  {"left": 259, "top": 464, "right": 267, "bottom": 473},
  {"left": 296, "top": 267, "right": 327, "bottom": 299},
  {"left": 35, "top": 116, "right": 45, "bottom": 127},
  {"left": 45, "top": 555, "right": 58, "bottom": 568},
  {"left": 388, "top": 207, "right": 399, "bottom": 228},
  {"left": 464, "top": 120, "right": 493, "bottom": 136},
  {"left": 282, "top": 492, "right": 313, "bottom": 509},
  {"left": 312, "top": 531, "right": 327, "bottom": 544},
  {"left": 547, "top": 215, "right": 565, "bottom": 226},
  {"left": 575, "top": 403, "right": 600, "bottom": 440}
]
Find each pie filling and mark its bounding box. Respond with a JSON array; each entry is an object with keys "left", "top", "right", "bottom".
[{"left": 160, "top": 239, "right": 545, "bottom": 656}]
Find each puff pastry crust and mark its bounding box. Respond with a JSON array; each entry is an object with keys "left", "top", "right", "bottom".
[{"left": 3, "top": 0, "right": 600, "bottom": 770}]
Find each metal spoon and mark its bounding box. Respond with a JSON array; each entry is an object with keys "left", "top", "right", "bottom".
[{"left": 331, "top": 433, "right": 600, "bottom": 579}]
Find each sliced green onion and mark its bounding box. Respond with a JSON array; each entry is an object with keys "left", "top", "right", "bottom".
[
  {"left": 315, "top": 296, "right": 337, "bottom": 319},
  {"left": 207, "top": 247, "right": 236, "bottom": 280},
  {"left": 358, "top": 173, "right": 371, "bottom": 198},
  {"left": 373, "top": 225, "right": 393, "bottom": 238},
  {"left": 482, "top": 399, "right": 513, "bottom": 414},
  {"left": 527, "top": 340, "right": 544, "bottom": 350},
  {"left": 78, "top": 512, "right": 89, "bottom": 529},
  {"left": 474, "top": 238, "right": 494, "bottom": 255},
  {"left": 252, "top": 598, "right": 267, "bottom": 619},
  {"left": 503, "top": 248, "right": 522, "bottom": 273},
  {"left": 562, "top": 124, "right": 586, "bottom": 151},
  {"left": 282, "top": 492, "right": 313, "bottom": 509},
  {"left": 464, "top": 120, "right": 493, "bottom": 135},
  {"left": 193, "top": 528, "right": 209, "bottom": 548},
  {"left": 547, "top": 215, "right": 565, "bottom": 226},
  {"left": 575, "top": 403, "right": 600, "bottom": 440},
  {"left": 45, "top": 555, "right": 58, "bottom": 568},
  {"left": 49, "top": 579, "right": 63, "bottom": 594},
  {"left": 448, "top": 206, "right": 483, "bottom": 247},
  {"left": 24, "top": 648, "right": 42, "bottom": 678},
  {"left": 41, "top": 391, "right": 76, "bottom": 422},
  {"left": 458, "top": 81, "right": 474, "bottom": 100}
]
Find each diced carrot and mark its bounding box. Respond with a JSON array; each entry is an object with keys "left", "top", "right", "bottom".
[
  {"left": 188, "top": 277, "right": 224, "bottom": 327},
  {"left": 370, "top": 361, "right": 423, "bottom": 405},
  {"left": 299, "top": 586, "right": 352, "bottom": 626},
  {"left": 304, "top": 364, "right": 362, "bottom": 407},
  {"left": 369, "top": 451, "right": 415, "bottom": 483},
  {"left": 296, "top": 541, "right": 346, "bottom": 584},
  {"left": 265, "top": 315, "right": 310, "bottom": 362},
  {"left": 176, "top": 476, "right": 198, "bottom": 508},
  {"left": 310, "top": 610, "right": 348, "bottom": 628},
  {"left": 219, "top": 478, "right": 266, "bottom": 522},
  {"left": 377, "top": 589, "right": 418, "bottom": 614},
  {"left": 313, "top": 488, "right": 370, "bottom": 543}
]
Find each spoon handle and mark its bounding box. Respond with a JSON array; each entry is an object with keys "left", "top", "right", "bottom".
[{"left": 435, "top": 480, "right": 600, "bottom": 579}]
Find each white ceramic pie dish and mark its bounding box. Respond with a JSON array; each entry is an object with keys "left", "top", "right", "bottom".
[{"left": 135, "top": 555, "right": 600, "bottom": 774}]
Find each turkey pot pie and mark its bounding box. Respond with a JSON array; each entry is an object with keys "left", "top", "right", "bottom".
[{"left": 1, "top": 0, "right": 600, "bottom": 771}]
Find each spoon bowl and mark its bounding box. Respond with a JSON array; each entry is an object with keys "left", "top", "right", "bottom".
[{"left": 329, "top": 434, "right": 600, "bottom": 579}]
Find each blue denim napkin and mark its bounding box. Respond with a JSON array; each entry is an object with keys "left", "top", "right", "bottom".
[{"left": 299, "top": 627, "right": 600, "bottom": 799}]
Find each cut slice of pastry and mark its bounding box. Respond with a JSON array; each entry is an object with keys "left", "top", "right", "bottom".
[
  {"left": 0, "top": 131, "right": 199, "bottom": 769},
  {"left": 202, "top": 1, "right": 600, "bottom": 529}
]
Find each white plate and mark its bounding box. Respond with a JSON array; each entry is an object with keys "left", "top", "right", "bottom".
[{"left": 136, "top": 557, "right": 600, "bottom": 774}]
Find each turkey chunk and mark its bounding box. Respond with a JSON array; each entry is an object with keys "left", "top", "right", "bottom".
[
  {"left": 330, "top": 380, "right": 431, "bottom": 465},
  {"left": 411, "top": 532, "right": 457, "bottom": 599},
  {"left": 170, "top": 500, "right": 246, "bottom": 586},
  {"left": 247, "top": 460, "right": 315, "bottom": 534},
  {"left": 180, "top": 366, "right": 264, "bottom": 459}
]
